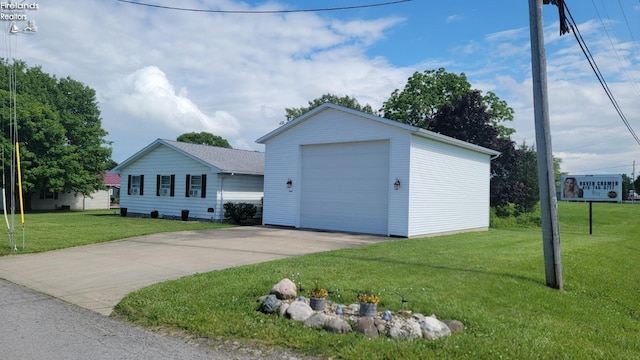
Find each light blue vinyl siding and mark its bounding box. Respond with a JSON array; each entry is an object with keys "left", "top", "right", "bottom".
[
  {"left": 259, "top": 103, "right": 494, "bottom": 237},
  {"left": 119, "top": 145, "right": 263, "bottom": 220},
  {"left": 408, "top": 135, "right": 491, "bottom": 236}
]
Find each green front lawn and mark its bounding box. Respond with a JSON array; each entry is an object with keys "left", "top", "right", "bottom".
[
  {"left": 0, "top": 210, "right": 231, "bottom": 256},
  {"left": 113, "top": 202, "right": 640, "bottom": 359}
]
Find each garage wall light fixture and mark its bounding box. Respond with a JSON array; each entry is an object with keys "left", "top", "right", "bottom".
[
  {"left": 394, "top": 178, "right": 401, "bottom": 190},
  {"left": 286, "top": 178, "right": 293, "bottom": 188}
]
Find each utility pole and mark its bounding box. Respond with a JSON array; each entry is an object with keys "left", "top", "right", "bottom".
[{"left": 528, "top": 0, "right": 563, "bottom": 290}]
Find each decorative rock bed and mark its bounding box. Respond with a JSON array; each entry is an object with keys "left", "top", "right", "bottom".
[{"left": 257, "top": 278, "right": 464, "bottom": 340}]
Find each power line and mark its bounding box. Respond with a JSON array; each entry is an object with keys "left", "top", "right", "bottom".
[
  {"left": 592, "top": 0, "right": 640, "bottom": 96},
  {"left": 617, "top": 0, "right": 640, "bottom": 60},
  {"left": 116, "top": 0, "right": 412, "bottom": 14},
  {"left": 559, "top": 2, "right": 640, "bottom": 147}
]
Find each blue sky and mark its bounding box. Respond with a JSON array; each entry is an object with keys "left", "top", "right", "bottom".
[{"left": 3, "top": 0, "right": 640, "bottom": 176}]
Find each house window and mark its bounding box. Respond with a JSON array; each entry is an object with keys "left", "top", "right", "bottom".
[
  {"left": 156, "top": 174, "right": 175, "bottom": 197},
  {"left": 189, "top": 175, "right": 201, "bottom": 197},
  {"left": 185, "top": 174, "right": 207, "bottom": 198},
  {"left": 39, "top": 191, "right": 59, "bottom": 200},
  {"left": 128, "top": 174, "right": 144, "bottom": 195}
]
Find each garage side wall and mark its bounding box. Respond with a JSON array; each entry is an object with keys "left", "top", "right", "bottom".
[
  {"left": 408, "top": 135, "right": 491, "bottom": 237},
  {"left": 262, "top": 108, "right": 411, "bottom": 235}
]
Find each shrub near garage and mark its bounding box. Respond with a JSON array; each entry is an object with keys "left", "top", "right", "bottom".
[{"left": 223, "top": 202, "right": 257, "bottom": 224}]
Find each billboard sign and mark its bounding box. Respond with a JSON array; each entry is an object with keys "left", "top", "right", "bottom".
[{"left": 560, "top": 174, "right": 622, "bottom": 202}]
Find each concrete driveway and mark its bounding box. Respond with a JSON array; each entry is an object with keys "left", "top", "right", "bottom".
[{"left": 0, "top": 226, "right": 387, "bottom": 316}]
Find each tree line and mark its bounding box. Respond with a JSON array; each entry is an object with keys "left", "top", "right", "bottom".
[
  {"left": 2, "top": 61, "right": 601, "bottom": 215},
  {"left": 0, "top": 60, "right": 111, "bottom": 210}
]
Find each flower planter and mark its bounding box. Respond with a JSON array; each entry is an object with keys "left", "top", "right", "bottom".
[
  {"left": 150, "top": 210, "right": 159, "bottom": 219},
  {"left": 359, "top": 302, "right": 377, "bottom": 317},
  {"left": 310, "top": 297, "right": 327, "bottom": 311}
]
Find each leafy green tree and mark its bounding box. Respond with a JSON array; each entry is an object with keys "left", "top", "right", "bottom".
[
  {"left": 177, "top": 132, "right": 232, "bottom": 148},
  {"left": 0, "top": 60, "right": 112, "bottom": 210},
  {"left": 516, "top": 143, "right": 542, "bottom": 213},
  {"left": 622, "top": 174, "right": 633, "bottom": 199},
  {"left": 381, "top": 68, "right": 515, "bottom": 138},
  {"left": 554, "top": 157, "right": 564, "bottom": 186},
  {"left": 380, "top": 68, "right": 546, "bottom": 215},
  {"left": 283, "top": 93, "right": 375, "bottom": 124}
]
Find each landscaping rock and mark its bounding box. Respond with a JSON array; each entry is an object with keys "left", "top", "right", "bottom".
[
  {"left": 374, "top": 318, "right": 387, "bottom": 336},
  {"left": 278, "top": 302, "right": 289, "bottom": 318},
  {"left": 260, "top": 295, "right": 281, "bottom": 314},
  {"left": 414, "top": 314, "right": 451, "bottom": 340},
  {"left": 443, "top": 319, "right": 465, "bottom": 333},
  {"left": 286, "top": 300, "right": 313, "bottom": 321},
  {"left": 356, "top": 317, "right": 379, "bottom": 338},
  {"left": 324, "top": 317, "right": 352, "bottom": 334},
  {"left": 270, "top": 278, "right": 297, "bottom": 300},
  {"left": 346, "top": 303, "right": 359, "bottom": 314},
  {"left": 304, "top": 313, "right": 330, "bottom": 328},
  {"left": 258, "top": 279, "right": 463, "bottom": 342},
  {"left": 387, "top": 318, "right": 422, "bottom": 339}
]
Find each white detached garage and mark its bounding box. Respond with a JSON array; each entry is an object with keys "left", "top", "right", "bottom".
[{"left": 256, "top": 103, "right": 499, "bottom": 238}]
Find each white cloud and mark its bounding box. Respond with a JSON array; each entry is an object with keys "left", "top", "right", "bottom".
[
  {"left": 15, "top": 0, "right": 415, "bottom": 161},
  {"left": 446, "top": 14, "right": 462, "bottom": 23},
  {"left": 10, "top": 0, "right": 639, "bottom": 176},
  {"left": 106, "top": 66, "right": 241, "bottom": 138},
  {"left": 485, "top": 28, "right": 527, "bottom": 42}
]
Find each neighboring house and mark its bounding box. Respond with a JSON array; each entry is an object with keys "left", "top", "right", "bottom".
[
  {"left": 256, "top": 102, "right": 500, "bottom": 238},
  {"left": 30, "top": 173, "right": 121, "bottom": 211},
  {"left": 30, "top": 188, "right": 112, "bottom": 211},
  {"left": 105, "top": 172, "right": 121, "bottom": 205},
  {"left": 112, "top": 139, "right": 264, "bottom": 221}
]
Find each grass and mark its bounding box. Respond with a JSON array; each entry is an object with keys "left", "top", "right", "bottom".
[
  {"left": 0, "top": 210, "right": 232, "bottom": 256},
  {"left": 2, "top": 206, "right": 637, "bottom": 358},
  {"left": 112, "top": 202, "right": 640, "bottom": 359}
]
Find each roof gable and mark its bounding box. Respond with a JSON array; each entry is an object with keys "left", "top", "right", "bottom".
[
  {"left": 113, "top": 139, "right": 264, "bottom": 175},
  {"left": 256, "top": 102, "right": 499, "bottom": 157}
]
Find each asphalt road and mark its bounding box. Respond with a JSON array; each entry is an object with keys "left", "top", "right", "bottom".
[
  {"left": 0, "top": 280, "right": 308, "bottom": 360},
  {"left": 0, "top": 227, "right": 385, "bottom": 359}
]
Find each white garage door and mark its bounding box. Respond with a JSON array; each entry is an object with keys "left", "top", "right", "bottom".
[{"left": 300, "top": 140, "right": 389, "bottom": 235}]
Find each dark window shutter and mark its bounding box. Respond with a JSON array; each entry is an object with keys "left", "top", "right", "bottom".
[
  {"left": 140, "top": 175, "right": 144, "bottom": 196},
  {"left": 170, "top": 175, "right": 175, "bottom": 197},
  {"left": 54, "top": 192, "right": 59, "bottom": 200},
  {"left": 201, "top": 174, "right": 207, "bottom": 198},
  {"left": 39, "top": 191, "right": 44, "bottom": 200},
  {"left": 156, "top": 175, "right": 160, "bottom": 196},
  {"left": 185, "top": 174, "right": 191, "bottom": 197},
  {"left": 127, "top": 175, "right": 132, "bottom": 195}
]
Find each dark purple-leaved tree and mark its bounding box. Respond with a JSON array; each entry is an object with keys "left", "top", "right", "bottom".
[{"left": 429, "top": 90, "right": 537, "bottom": 214}]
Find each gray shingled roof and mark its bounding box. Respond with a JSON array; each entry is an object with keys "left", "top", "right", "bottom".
[{"left": 161, "top": 139, "right": 264, "bottom": 175}]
